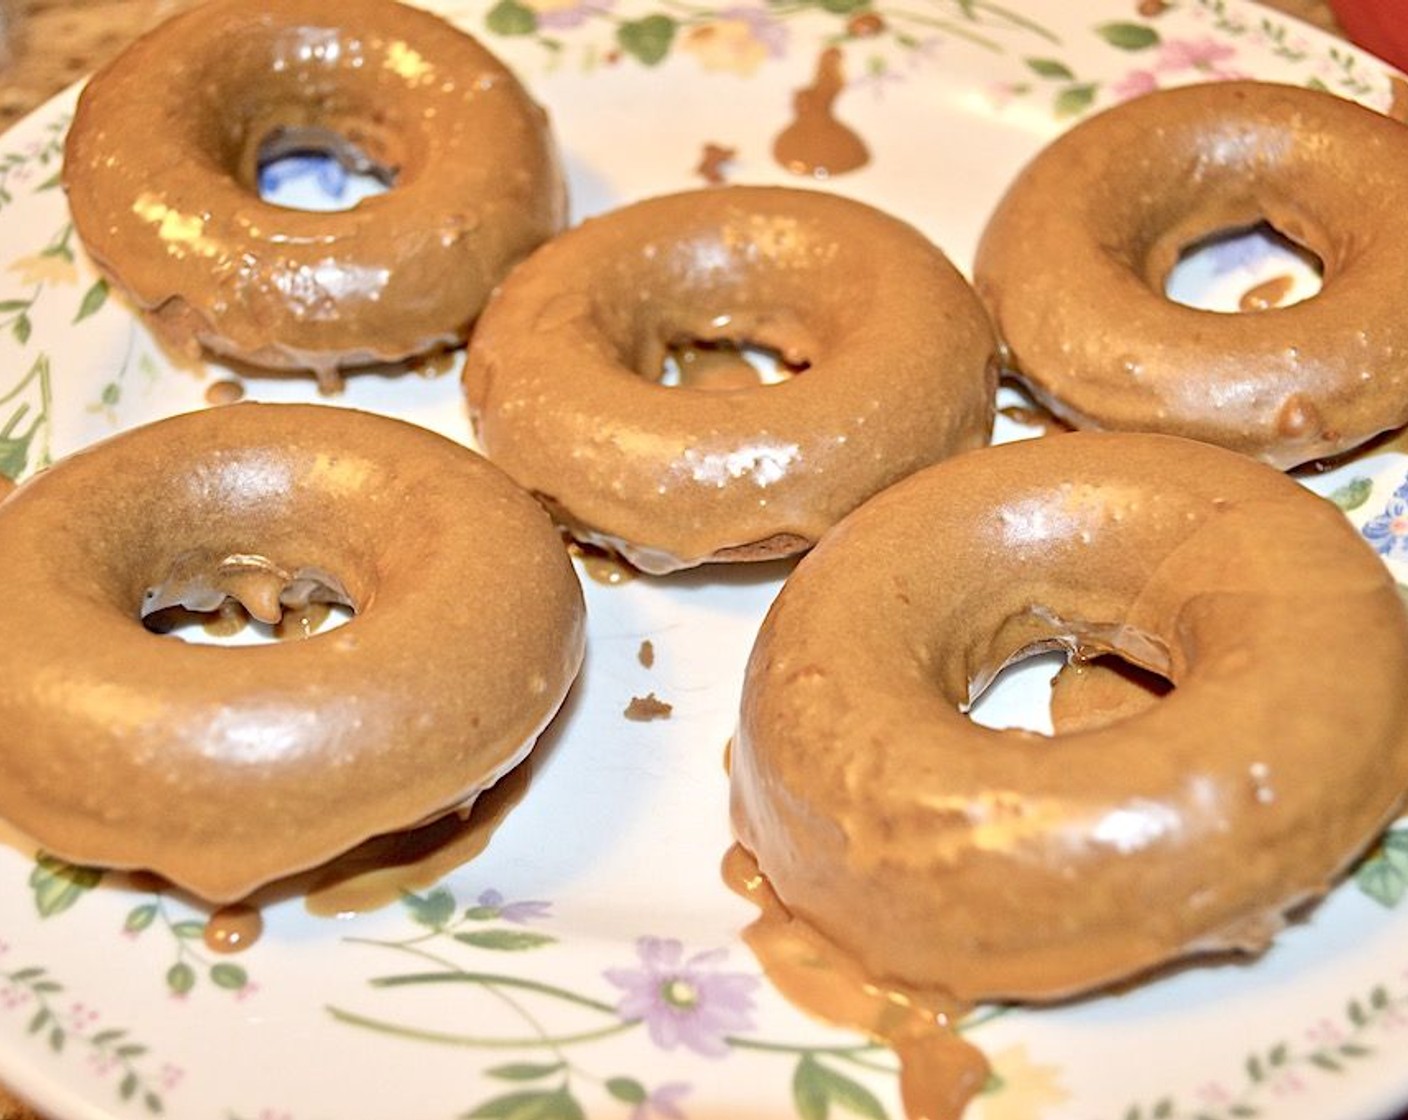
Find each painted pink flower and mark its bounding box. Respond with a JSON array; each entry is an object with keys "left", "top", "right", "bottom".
[
  {"left": 1112, "top": 68, "right": 1159, "bottom": 100},
  {"left": 1195, "top": 1081, "right": 1233, "bottom": 1106},
  {"left": 1305, "top": 1017, "right": 1346, "bottom": 1047},
  {"left": 67, "top": 1001, "right": 100, "bottom": 1032},
  {"left": 604, "top": 937, "right": 758, "bottom": 1057},
  {"left": 1159, "top": 35, "right": 1236, "bottom": 68},
  {"left": 1270, "top": 1069, "right": 1307, "bottom": 1096}
]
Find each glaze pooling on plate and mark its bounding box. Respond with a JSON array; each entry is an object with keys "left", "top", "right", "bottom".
[{"left": 0, "top": 2, "right": 1407, "bottom": 1119}]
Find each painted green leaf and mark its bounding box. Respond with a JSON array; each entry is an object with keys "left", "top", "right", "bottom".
[
  {"left": 793, "top": 1054, "right": 889, "bottom": 1120},
  {"left": 1095, "top": 21, "right": 1160, "bottom": 50},
  {"left": 29, "top": 854, "right": 103, "bottom": 917},
  {"left": 166, "top": 961, "right": 197, "bottom": 996},
  {"left": 486, "top": 1062, "right": 564, "bottom": 1082},
  {"left": 617, "top": 15, "right": 676, "bottom": 65},
  {"left": 120, "top": 1071, "right": 138, "bottom": 1102},
  {"left": 485, "top": 0, "right": 537, "bottom": 35},
  {"left": 1328, "top": 476, "right": 1372, "bottom": 511},
  {"left": 1355, "top": 828, "right": 1408, "bottom": 908},
  {"left": 606, "top": 1077, "right": 647, "bottom": 1104},
  {"left": 125, "top": 903, "right": 158, "bottom": 933},
  {"left": 454, "top": 929, "right": 557, "bottom": 951},
  {"left": 464, "top": 904, "right": 501, "bottom": 921},
  {"left": 818, "top": 0, "right": 869, "bottom": 13},
  {"left": 793, "top": 1057, "right": 829, "bottom": 1120},
  {"left": 0, "top": 429, "right": 32, "bottom": 480},
  {"left": 1026, "top": 57, "right": 1075, "bottom": 80},
  {"left": 172, "top": 919, "right": 206, "bottom": 940},
  {"left": 0, "top": 299, "right": 31, "bottom": 313},
  {"left": 12, "top": 311, "right": 31, "bottom": 344},
  {"left": 464, "top": 1087, "right": 585, "bottom": 1120},
  {"left": 403, "top": 886, "right": 456, "bottom": 929},
  {"left": 210, "top": 963, "right": 248, "bottom": 990},
  {"left": 74, "top": 278, "right": 108, "bottom": 323},
  {"left": 1054, "top": 83, "right": 1098, "bottom": 118}
]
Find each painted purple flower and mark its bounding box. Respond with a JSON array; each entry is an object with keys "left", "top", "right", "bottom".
[
  {"left": 604, "top": 936, "right": 759, "bottom": 1057},
  {"left": 532, "top": 0, "right": 614, "bottom": 31},
  {"left": 634, "top": 1081, "right": 690, "bottom": 1120},
  {"left": 475, "top": 888, "right": 552, "bottom": 925},
  {"left": 1361, "top": 480, "right": 1408, "bottom": 562}
]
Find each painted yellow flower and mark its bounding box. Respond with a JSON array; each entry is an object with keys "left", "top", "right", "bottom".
[
  {"left": 680, "top": 18, "right": 773, "bottom": 76},
  {"left": 972, "top": 1043, "right": 1069, "bottom": 1120},
  {"left": 7, "top": 251, "right": 76, "bottom": 287}
]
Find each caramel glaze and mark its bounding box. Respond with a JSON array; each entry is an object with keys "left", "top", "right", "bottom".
[
  {"left": 0, "top": 403, "right": 585, "bottom": 903},
  {"left": 973, "top": 81, "right": 1408, "bottom": 469},
  {"left": 464, "top": 186, "right": 996, "bottom": 574},
  {"left": 61, "top": 0, "right": 566, "bottom": 393},
  {"left": 773, "top": 47, "right": 870, "bottom": 178},
  {"left": 205, "top": 903, "right": 264, "bottom": 954},
  {"left": 730, "top": 431, "right": 1408, "bottom": 1005},
  {"left": 724, "top": 845, "right": 990, "bottom": 1120}
]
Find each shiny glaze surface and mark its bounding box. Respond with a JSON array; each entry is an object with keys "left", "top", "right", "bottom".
[
  {"left": 61, "top": 0, "right": 565, "bottom": 387},
  {"left": 463, "top": 185, "right": 996, "bottom": 574},
  {"left": 0, "top": 403, "right": 585, "bottom": 903},
  {"left": 974, "top": 81, "right": 1408, "bottom": 469},
  {"left": 731, "top": 431, "right": 1408, "bottom": 1002}
]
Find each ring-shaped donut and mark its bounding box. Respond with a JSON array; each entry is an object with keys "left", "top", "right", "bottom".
[
  {"left": 973, "top": 81, "right": 1408, "bottom": 469},
  {"left": 463, "top": 186, "right": 996, "bottom": 574},
  {"left": 730, "top": 430, "right": 1408, "bottom": 1002},
  {"left": 0, "top": 403, "right": 584, "bottom": 903},
  {"left": 62, "top": 0, "right": 565, "bottom": 392}
]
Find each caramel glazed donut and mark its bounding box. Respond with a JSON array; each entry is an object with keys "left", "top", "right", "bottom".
[
  {"left": 730, "top": 431, "right": 1408, "bottom": 1003},
  {"left": 62, "top": 0, "right": 565, "bottom": 393},
  {"left": 974, "top": 80, "right": 1408, "bottom": 470},
  {"left": 463, "top": 186, "right": 996, "bottom": 574},
  {"left": 0, "top": 403, "right": 585, "bottom": 904}
]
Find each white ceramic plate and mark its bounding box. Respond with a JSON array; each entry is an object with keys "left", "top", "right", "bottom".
[{"left": 2, "top": 2, "right": 1408, "bottom": 1118}]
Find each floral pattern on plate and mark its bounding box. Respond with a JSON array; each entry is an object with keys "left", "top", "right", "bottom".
[{"left": 1, "top": 1, "right": 1407, "bottom": 1119}]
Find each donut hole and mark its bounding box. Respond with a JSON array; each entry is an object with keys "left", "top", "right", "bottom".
[
  {"left": 658, "top": 339, "right": 809, "bottom": 391},
  {"left": 255, "top": 126, "right": 396, "bottom": 213},
  {"left": 1164, "top": 220, "right": 1323, "bottom": 313},
  {"left": 967, "top": 649, "right": 1172, "bottom": 736},
  {"left": 138, "top": 552, "right": 357, "bottom": 646},
  {"left": 144, "top": 599, "right": 354, "bottom": 646}
]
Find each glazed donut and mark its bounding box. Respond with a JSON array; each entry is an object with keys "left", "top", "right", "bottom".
[
  {"left": 463, "top": 186, "right": 996, "bottom": 574},
  {"left": 730, "top": 430, "right": 1408, "bottom": 1002},
  {"left": 62, "top": 0, "right": 565, "bottom": 393},
  {"left": 973, "top": 80, "right": 1408, "bottom": 469},
  {"left": 0, "top": 403, "right": 584, "bottom": 903}
]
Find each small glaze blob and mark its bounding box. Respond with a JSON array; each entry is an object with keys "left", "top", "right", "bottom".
[
  {"left": 464, "top": 186, "right": 996, "bottom": 574},
  {"left": 731, "top": 431, "right": 1408, "bottom": 1003},
  {"left": 974, "top": 81, "right": 1408, "bottom": 468},
  {"left": 62, "top": 0, "right": 566, "bottom": 391},
  {"left": 0, "top": 403, "right": 585, "bottom": 903}
]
